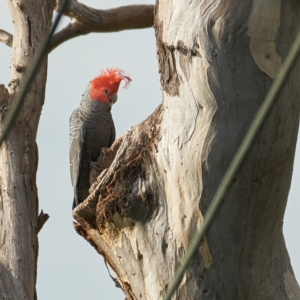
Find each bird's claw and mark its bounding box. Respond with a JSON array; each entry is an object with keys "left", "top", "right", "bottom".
[
  {"left": 90, "top": 161, "right": 101, "bottom": 171},
  {"left": 99, "top": 147, "right": 106, "bottom": 158}
]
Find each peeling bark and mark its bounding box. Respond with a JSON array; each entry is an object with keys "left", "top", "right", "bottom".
[{"left": 73, "top": 1, "right": 300, "bottom": 299}]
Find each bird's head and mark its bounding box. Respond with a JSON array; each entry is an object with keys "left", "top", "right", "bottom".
[{"left": 90, "top": 68, "right": 131, "bottom": 106}]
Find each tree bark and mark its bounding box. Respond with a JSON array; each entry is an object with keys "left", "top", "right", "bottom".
[
  {"left": 73, "top": 1, "right": 300, "bottom": 299},
  {"left": 0, "top": 0, "right": 53, "bottom": 299}
]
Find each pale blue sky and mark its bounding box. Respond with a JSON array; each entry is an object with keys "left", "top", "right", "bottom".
[{"left": 0, "top": 1, "right": 299, "bottom": 299}]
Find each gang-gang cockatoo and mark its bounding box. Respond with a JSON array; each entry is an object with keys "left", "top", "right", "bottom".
[{"left": 69, "top": 68, "right": 131, "bottom": 209}]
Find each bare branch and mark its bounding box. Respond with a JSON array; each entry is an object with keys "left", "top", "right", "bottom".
[
  {"left": 50, "top": 2, "right": 154, "bottom": 52},
  {"left": 0, "top": 29, "right": 13, "bottom": 47},
  {"left": 0, "top": 3, "right": 154, "bottom": 52},
  {"left": 37, "top": 210, "right": 49, "bottom": 234}
]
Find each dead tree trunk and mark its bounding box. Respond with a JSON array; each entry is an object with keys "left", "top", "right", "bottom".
[
  {"left": 0, "top": 1, "right": 154, "bottom": 299},
  {"left": 0, "top": 0, "right": 53, "bottom": 298},
  {"left": 73, "top": 1, "right": 300, "bottom": 299}
]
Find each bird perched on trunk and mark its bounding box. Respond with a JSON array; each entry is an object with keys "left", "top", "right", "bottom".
[{"left": 69, "top": 68, "right": 131, "bottom": 209}]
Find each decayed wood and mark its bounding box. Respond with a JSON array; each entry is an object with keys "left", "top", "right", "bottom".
[
  {"left": 73, "top": 1, "right": 300, "bottom": 299},
  {"left": 0, "top": 0, "right": 53, "bottom": 298}
]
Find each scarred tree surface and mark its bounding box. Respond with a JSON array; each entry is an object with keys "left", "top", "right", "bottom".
[{"left": 73, "top": 1, "right": 300, "bottom": 299}]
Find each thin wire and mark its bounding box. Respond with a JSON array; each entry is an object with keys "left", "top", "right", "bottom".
[
  {"left": 163, "top": 30, "right": 300, "bottom": 300},
  {"left": 0, "top": 0, "right": 69, "bottom": 146}
]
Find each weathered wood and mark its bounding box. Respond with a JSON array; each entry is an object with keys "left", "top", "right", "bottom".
[
  {"left": 73, "top": 1, "right": 300, "bottom": 299},
  {"left": 0, "top": 0, "right": 53, "bottom": 298}
]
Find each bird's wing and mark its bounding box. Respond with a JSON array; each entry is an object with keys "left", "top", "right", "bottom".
[
  {"left": 69, "top": 108, "right": 85, "bottom": 207},
  {"left": 108, "top": 120, "right": 116, "bottom": 147}
]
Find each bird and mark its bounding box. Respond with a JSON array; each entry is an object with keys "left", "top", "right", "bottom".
[{"left": 69, "top": 68, "right": 131, "bottom": 209}]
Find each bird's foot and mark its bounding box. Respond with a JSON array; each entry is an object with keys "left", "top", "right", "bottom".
[
  {"left": 90, "top": 161, "right": 101, "bottom": 171},
  {"left": 99, "top": 147, "right": 106, "bottom": 158}
]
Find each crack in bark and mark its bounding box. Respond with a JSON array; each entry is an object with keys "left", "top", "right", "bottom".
[
  {"left": 27, "top": 16, "right": 32, "bottom": 47},
  {"left": 176, "top": 40, "right": 196, "bottom": 58}
]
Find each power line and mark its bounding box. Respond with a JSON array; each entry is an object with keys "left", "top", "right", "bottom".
[
  {"left": 163, "top": 29, "right": 300, "bottom": 300},
  {"left": 0, "top": 0, "right": 69, "bottom": 146}
]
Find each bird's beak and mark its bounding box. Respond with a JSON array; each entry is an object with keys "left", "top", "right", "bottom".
[{"left": 109, "top": 93, "right": 118, "bottom": 105}]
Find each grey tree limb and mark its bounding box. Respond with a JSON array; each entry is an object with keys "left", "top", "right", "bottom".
[
  {"left": 0, "top": 2, "right": 154, "bottom": 52},
  {"left": 0, "top": 29, "right": 13, "bottom": 47}
]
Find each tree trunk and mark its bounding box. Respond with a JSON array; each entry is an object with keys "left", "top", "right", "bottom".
[
  {"left": 73, "top": 0, "right": 300, "bottom": 299},
  {"left": 0, "top": 0, "right": 53, "bottom": 298}
]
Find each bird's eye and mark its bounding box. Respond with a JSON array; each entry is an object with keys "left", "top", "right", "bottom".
[{"left": 103, "top": 90, "right": 108, "bottom": 94}]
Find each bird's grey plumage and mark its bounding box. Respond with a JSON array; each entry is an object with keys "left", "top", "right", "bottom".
[{"left": 69, "top": 85, "right": 115, "bottom": 209}]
